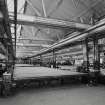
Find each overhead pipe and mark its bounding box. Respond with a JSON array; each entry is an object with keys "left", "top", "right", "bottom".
[{"left": 32, "top": 18, "right": 105, "bottom": 57}]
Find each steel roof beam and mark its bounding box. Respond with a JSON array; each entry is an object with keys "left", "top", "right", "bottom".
[
  {"left": 25, "top": 0, "right": 41, "bottom": 16},
  {"left": 16, "top": 51, "right": 38, "bottom": 53},
  {"left": 8, "top": 13, "right": 91, "bottom": 30},
  {"left": 12, "top": 38, "right": 54, "bottom": 42},
  {"left": 16, "top": 43, "right": 50, "bottom": 47}
]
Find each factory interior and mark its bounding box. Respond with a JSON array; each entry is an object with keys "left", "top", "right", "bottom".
[{"left": 0, "top": 0, "right": 105, "bottom": 105}]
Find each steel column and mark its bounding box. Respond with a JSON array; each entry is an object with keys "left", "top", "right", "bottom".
[
  {"left": 14, "top": 0, "right": 17, "bottom": 61},
  {"left": 82, "top": 39, "right": 89, "bottom": 71},
  {"left": 93, "top": 38, "right": 100, "bottom": 70},
  {"left": 40, "top": 55, "right": 42, "bottom": 66},
  {"left": 52, "top": 50, "right": 56, "bottom": 68}
]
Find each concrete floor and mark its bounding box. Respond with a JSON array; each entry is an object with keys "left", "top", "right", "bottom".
[
  {"left": 0, "top": 85, "right": 105, "bottom": 105},
  {"left": 1, "top": 64, "right": 104, "bottom": 105},
  {"left": 13, "top": 64, "right": 86, "bottom": 80}
]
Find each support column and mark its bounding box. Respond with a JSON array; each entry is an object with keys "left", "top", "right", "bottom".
[
  {"left": 82, "top": 39, "right": 89, "bottom": 71},
  {"left": 7, "top": 45, "right": 13, "bottom": 74},
  {"left": 93, "top": 38, "right": 100, "bottom": 70},
  {"left": 52, "top": 50, "right": 56, "bottom": 68},
  {"left": 40, "top": 55, "right": 42, "bottom": 66}
]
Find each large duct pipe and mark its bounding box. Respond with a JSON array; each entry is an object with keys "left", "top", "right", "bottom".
[
  {"left": 34, "top": 18, "right": 105, "bottom": 56},
  {"left": 9, "top": 13, "right": 91, "bottom": 30}
]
